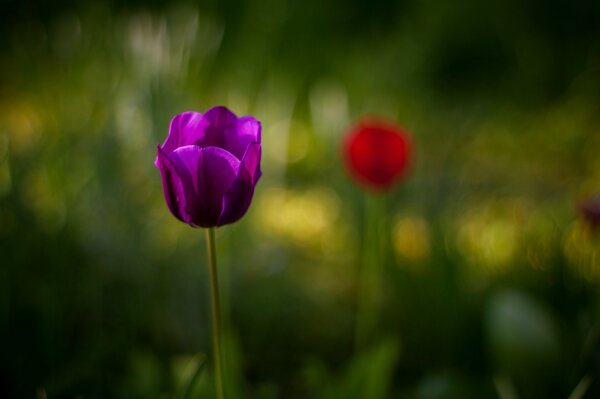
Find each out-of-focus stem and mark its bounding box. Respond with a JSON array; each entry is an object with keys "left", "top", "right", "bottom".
[{"left": 355, "top": 194, "right": 384, "bottom": 351}]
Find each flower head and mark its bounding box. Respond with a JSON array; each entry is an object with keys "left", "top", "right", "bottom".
[
  {"left": 342, "top": 118, "right": 411, "bottom": 191},
  {"left": 155, "top": 106, "right": 262, "bottom": 227}
]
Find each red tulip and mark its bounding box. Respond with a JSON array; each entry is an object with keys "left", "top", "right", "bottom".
[{"left": 342, "top": 118, "right": 411, "bottom": 191}]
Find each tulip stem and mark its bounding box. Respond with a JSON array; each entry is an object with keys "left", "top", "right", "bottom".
[
  {"left": 206, "top": 227, "right": 225, "bottom": 399},
  {"left": 355, "top": 194, "right": 384, "bottom": 351}
]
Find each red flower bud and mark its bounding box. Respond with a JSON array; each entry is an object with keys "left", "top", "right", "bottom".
[{"left": 342, "top": 119, "right": 411, "bottom": 191}]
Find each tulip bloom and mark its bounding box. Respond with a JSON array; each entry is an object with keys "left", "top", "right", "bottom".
[
  {"left": 155, "top": 106, "right": 262, "bottom": 227},
  {"left": 343, "top": 119, "right": 411, "bottom": 191}
]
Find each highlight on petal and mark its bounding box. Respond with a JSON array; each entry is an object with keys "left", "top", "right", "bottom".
[
  {"left": 169, "top": 145, "right": 240, "bottom": 227},
  {"left": 160, "top": 112, "right": 209, "bottom": 155},
  {"left": 240, "top": 142, "right": 262, "bottom": 184},
  {"left": 218, "top": 143, "right": 262, "bottom": 226},
  {"left": 237, "top": 117, "right": 262, "bottom": 144}
]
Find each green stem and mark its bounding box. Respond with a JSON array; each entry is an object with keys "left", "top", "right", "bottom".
[
  {"left": 355, "top": 194, "right": 384, "bottom": 351},
  {"left": 206, "top": 227, "right": 225, "bottom": 399}
]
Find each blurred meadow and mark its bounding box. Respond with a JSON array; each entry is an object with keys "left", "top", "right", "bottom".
[{"left": 2, "top": 0, "right": 600, "bottom": 397}]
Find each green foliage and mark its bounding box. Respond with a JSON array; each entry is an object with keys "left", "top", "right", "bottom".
[
  {"left": 303, "top": 338, "right": 399, "bottom": 399},
  {"left": 1, "top": 0, "right": 600, "bottom": 398}
]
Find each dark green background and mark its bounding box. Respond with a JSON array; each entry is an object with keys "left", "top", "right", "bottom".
[{"left": 1, "top": 0, "right": 600, "bottom": 397}]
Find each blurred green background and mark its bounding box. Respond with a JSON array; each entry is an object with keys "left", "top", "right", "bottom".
[{"left": 2, "top": 0, "right": 600, "bottom": 397}]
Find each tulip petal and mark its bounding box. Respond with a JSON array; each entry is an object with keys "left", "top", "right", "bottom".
[
  {"left": 223, "top": 116, "right": 261, "bottom": 160},
  {"left": 159, "top": 112, "right": 210, "bottom": 157},
  {"left": 199, "top": 106, "right": 238, "bottom": 154},
  {"left": 203, "top": 106, "right": 239, "bottom": 130},
  {"left": 158, "top": 108, "right": 262, "bottom": 163},
  {"left": 169, "top": 145, "right": 240, "bottom": 227},
  {"left": 203, "top": 107, "right": 261, "bottom": 160},
  {"left": 218, "top": 143, "right": 262, "bottom": 226},
  {"left": 156, "top": 146, "right": 195, "bottom": 224},
  {"left": 240, "top": 142, "right": 262, "bottom": 184}
]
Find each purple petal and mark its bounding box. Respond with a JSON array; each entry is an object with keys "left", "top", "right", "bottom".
[
  {"left": 159, "top": 112, "right": 209, "bottom": 156},
  {"left": 155, "top": 146, "right": 195, "bottom": 224},
  {"left": 203, "top": 106, "right": 238, "bottom": 130},
  {"left": 202, "top": 106, "right": 259, "bottom": 160},
  {"left": 242, "top": 141, "right": 262, "bottom": 184},
  {"left": 218, "top": 143, "right": 262, "bottom": 226},
  {"left": 169, "top": 145, "right": 240, "bottom": 227},
  {"left": 197, "top": 107, "right": 262, "bottom": 160},
  {"left": 157, "top": 107, "right": 262, "bottom": 163},
  {"left": 223, "top": 116, "right": 262, "bottom": 160}
]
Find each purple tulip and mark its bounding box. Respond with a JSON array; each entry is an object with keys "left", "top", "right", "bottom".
[{"left": 155, "top": 106, "right": 262, "bottom": 228}]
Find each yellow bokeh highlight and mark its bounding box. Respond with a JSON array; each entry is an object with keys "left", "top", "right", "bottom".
[
  {"left": 253, "top": 185, "right": 356, "bottom": 298},
  {"left": 392, "top": 215, "right": 431, "bottom": 262},
  {"left": 455, "top": 204, "right": 521, "bottom": 274},
  {"left": 2, "top": 102, "right": 42, "bottom": 155},
  {"left": 254, "top": 186, "right": 348, "bottom": 257}
]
